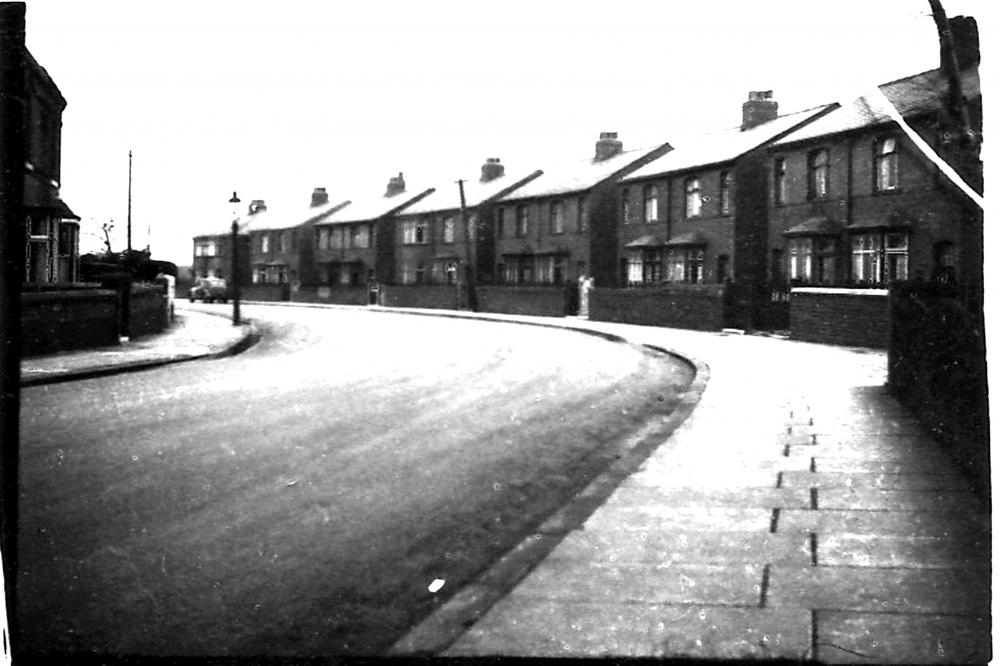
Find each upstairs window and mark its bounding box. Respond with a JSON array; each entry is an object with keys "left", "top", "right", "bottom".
[
  {"left": 443, "top": 217, "right": 455, "bottom": 243},
  {"left": 516, "top": 204, "right": 529, "bottom": 237},
  {"left": 495, "top": 208, "right": 505, "bottom": 238},
  {"left": 621, "top": 188, "right": 631, "bottom": 224},
  {"left": 352, "top": 225, "right": 370, "bottom": 249},
  {"left": 808, "top": 149, "right": 829, "bottom": 199},
  {"left": 720, "top": 171, "right": 732, "bottom": 215},
  {"left": 643, "top": 185, "right": 658, "bottom": 223},
  {"left": 261, "top": 233, "right": 270, "bottom": 254},
  {"left": 403, "top": 220, "right": 428, "bottom": 245},
  {"left": 684, "top": 177, "right": 701, "bottom": 218},
  {"left": 774, "top": 157, "right": 787, "bottom": 205},
  {"left": 875, "top": 137, "right": 898, "bottom": 192},
  {"left": 549, "top": 201, "right": 565, "bottom": 234},
  {"left": 578, "top": 197, "right": 588, "bottom": 232}
]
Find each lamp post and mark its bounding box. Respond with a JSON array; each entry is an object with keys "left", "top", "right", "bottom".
[{"left": 229, "top": 191, "right": 241, "bottom": 325}]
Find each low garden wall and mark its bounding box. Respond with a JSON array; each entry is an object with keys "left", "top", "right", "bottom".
[
  {"left": 380, "top": 284, "right": 466, "bottom": 310},
  {"left": 241, "top": 284, "right": 290, "bottom": 302},
  {"left": 589, "top": 284, "right": 728, "bottom": 331},
  {"left": 293, "top": 285, "right": 369, "bottom": 306},
  {"left": 21, "top": 281, "right": 168, "bottom": 356},
  {"left": 789, "top": 288, "right": 889, "bottom": 348},
  {"left": 475, "top": 286, "right": 570, "bottom": 317},
  {"left": 888, "top": 283, "right": 989, "bottom": 495}
]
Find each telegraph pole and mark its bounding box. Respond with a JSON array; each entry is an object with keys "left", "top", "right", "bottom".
[
  {"left": 457, "top": 179, "right": 476, "bottom": 310},
  {"left": 127, "top": 149, "right": 132, "bottom": 251}
]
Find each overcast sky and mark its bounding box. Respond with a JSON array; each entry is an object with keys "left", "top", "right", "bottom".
[{"left": 24, "top": 0, "right": 988, "bottom": 266}]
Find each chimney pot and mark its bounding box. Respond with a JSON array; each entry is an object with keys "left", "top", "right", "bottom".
[
  {"left": 742, "top": 91, "right": 779, "bottom": 130},
  {"left": 481, "top": 157, "right": 506, "bottom": 182},
  {"left": 248, "top": 199, "right": 266, "bottom": 215},
  {"left": 595, "top": 132, "right": 624, "bottom": 161},
  {"left": 386, "top": 172, "right": 406, "bottom": 197},
  {"left": 310, "top": 187, "right": 330, "bottom": 207}
]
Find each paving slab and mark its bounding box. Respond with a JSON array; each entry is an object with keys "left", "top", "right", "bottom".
[
  {"left": 506, "top": 560, "right": 765, "bottom": 607},
  {"left": 549, "top": 529, "right": 812, "bottom": 567},
  {"left": 814, "top": 611, "right": 992, "bottom": 664},
  {"left": 816, "top": 534, "right": 990, "bottom": 570},
  {"left": 777, "top": 508, "right": 989, "bottom": 538},
  {"left": 605, "top": 485, "right": 812, "bottom": 510},
  {"left": 766, "top": 566, "right": 990, "bottom": 615},
  {"left": 447, "top": 601, "right": 812, "bottom": 659},
  {"left": 817, "top": 488, "right": 982, "bottom": 512},
  {"left": 584, "top": 505, "right": 775, "bottom": 532},
  {"left": 781, "top": 471, "right": 969, "bottom": 491}
]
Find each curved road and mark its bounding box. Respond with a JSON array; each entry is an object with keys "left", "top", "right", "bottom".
[{"left": 18, "top": 305, "right": 694, "bottom": 657}]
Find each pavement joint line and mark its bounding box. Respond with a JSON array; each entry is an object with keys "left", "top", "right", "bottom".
[
  {"left": 769, "top": 509, "right": 780, "bottom": 533},
  {"left": 758, "top": 564, "right": 771, "bottom": 608}
]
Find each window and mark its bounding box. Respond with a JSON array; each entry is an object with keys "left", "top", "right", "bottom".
[
  {"left": 875, "top": 137, "right": 898, "bottom": 192},
  {"left": 720, "top": 172, "right": 732, "bottom": 215},
  {"left": 851, "top": 232, "right": 908, "bottom": 284},
  {"left": 495, "top": 208, "right": 505, "bottom": 238},
  {"left": 933, "top": 241, "right": 957, "bottom": 283},
  {"left": 774, "top": 157, "right": 787, "bottom": 205},
  {"left": 788, "top": 238, "right": 812, "bottom": 282},
  {"left": 666, "top": 248, "right": 705, "bottom": 283},
  {"left": 352, "top": 225, "right": 369, "bottom": 249},
  {"left": 467, "top": 214, "right": 477, "bottom": 242},
  {"left": 643, "top": 185, "right": 658, "bottom": 223},
  {"left": 403, "top": 220, "right": 428, "bottom": 245},
  {"left": 317, "top": 227, "right": 330, "bottom": 250},
  {"left": 416, "top": 263, "right": 426, "bottom": 284},
  {"left": 578, "top": 197, "right": 588, "bottom": 232},
  {"left": 684, "top": 177, "right": 701, "bottom": 218},
  {"left": 627, "top": 249, "right": 661, "bottom": 285},
  {"left": 716, "top": 254, "right": 730, "bottom": 283},
  {"left": 443, "top": 217, "right": 455, "bottom": 243},
  {"left": 549, "top": 201, "right": 565, "bottom": 234},
  {"left": 330, "top": 228, "right": 343, "bottom": 249},
  {"left": 279, "top": 231, "right": 289, "bottom": 253},
  {"left": 516, "top": 205, "right": 528, "bottom": 237},
  {"left": 808, "top": 149, "right": 829, "bottom": 199},
  {"left": 621, "top": 188, "right": 631, "bottom": 224},
  {"left": 195, "top": 241, "right": 217, "bottom": 257},
  {"left": 445, "top": 262, "right": 457, "bottom": 284},
  {"left": 261, "top": 233, "right": 270, "bottom": 254}
]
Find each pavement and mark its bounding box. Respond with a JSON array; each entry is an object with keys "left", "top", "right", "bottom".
[
  {"left": 18, "top": 302, "right": 993, "bottom": 663},
  {"left": 20, "top": 307, "right": 257, "bottom": 387}
]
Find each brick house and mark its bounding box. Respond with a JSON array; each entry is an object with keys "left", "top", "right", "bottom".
[
  {"left": 494, "top": 133, "right": 672, "bottom": 290},
  {"left": 23, "top": 49, "right": 80, "bottom": 284},
  {"left": 388, "top": 158, "right": 542, "bottom": 287},
  {"left": 192, "top": 198, "right": 266, "bottom": 283},
  {"left": 249, "top": 188, "right": 350, "bottom": 287},
  {"left": 313, "top": 173, "right": 434, "bottom": 290}
]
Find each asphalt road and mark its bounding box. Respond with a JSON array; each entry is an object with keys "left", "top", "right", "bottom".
[{"left": 17, "top": 304, "right": 694, "bottom": 657}]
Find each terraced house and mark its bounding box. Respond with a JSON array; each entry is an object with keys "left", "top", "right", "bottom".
[
  {"left": 310, "top": 173, "right": 433, "bottom": 305},
  {"left": 384, "top": 158, "right": 542, "bottom": 309},
  {"left": 481, "top": 133, "right": 672, "bottom": 316}
]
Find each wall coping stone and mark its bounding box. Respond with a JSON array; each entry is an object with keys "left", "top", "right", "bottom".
[{"left": 792, "top": 287, "right": 888, "bottom": 297}]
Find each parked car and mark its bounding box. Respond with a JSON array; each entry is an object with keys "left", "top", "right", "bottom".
[{"left": 189, "top": 277, "right": 228, "bottom": 303}]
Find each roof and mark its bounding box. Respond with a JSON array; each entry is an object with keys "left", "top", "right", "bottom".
[
  {"left": 246, "top": 199, "right": 352, "bottom": 232},
  {"left": 782, "top": 217, "right": 843, "bottom": 237},
  {"left": 664, "top": 232, "right": 709, "bottom": 247},
  {"left": 499, "top": 144, "right": 671, "bottom": 202},
  {"left": 847, "top": 209, "right": 915, "bottom": 231},
  {"left": 773, "top": 67, "right": 980, "bottom": 146},
  {"left": 624, "top": 234, "right": 666, "bottom": 248},
  {"left": 317, "top": 187, "right": 435, "bottom": 226},
  {"left": 400, "top": 170, "right": 543, "bottom": 216},
  {"left": 624, "top": 106, "right": 831, "bottom": 182}
]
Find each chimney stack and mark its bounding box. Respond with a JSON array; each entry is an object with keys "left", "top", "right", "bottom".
[
  {"left": 945, "top": 16, "right": 979, "bottom": 71},
  {"left": 480, "top": 157, "right": 505, "bottom": 182},
  {"left": 594, "top": 132, "right": 623, "bottom": 161},
  {"left": 386, "top": 172, "right": 406, "bottom": 197},
  {"left": 248, "top": 200, "right": 266, "bottom": 215},
  {"left": 311, "top": 187, "right": 330, "bottom": 207},
  {"left": 742, "top": 91, "right": 778, "bottom": 130}
]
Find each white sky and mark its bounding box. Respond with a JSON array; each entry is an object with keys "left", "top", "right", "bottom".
[{"left": 23, "top": 0, "right": 988, "bottom": 266}]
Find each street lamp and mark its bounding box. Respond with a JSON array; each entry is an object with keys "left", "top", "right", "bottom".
[{"left": 229, "top": 191, "right": 241, "bottom": 325}]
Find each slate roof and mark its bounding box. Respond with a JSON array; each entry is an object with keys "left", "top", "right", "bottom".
[
  {"left": 316, "top": 187, "right": 434, "bottom": 226},
  {"left": 773, "top": 67, "right": 980, "bottom": 146},
  {"left": 624, "top": 106, "right": 831, "bottom": 183},
  {"left": 499, "top": 144, "right": 671, "bottom": 202},
  {"left": 782, "top": 217, "right": 843, "bottom": 237},
  {"left": 401, "top": 170, "right": 544, "bottom": 216}
]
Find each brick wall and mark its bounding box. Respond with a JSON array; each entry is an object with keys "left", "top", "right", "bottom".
[
  {"left": 129, "top": 283, "right": 168, "bottom": 338},
  {"left": 589, "top": 284, "right": 728, "bottom": 331},
  {"left": 790, "top": 288, "right": 889, "bottom": 348},
  {"left": 292, "top": 285, "right": 369, "bottom": 306},
  {"left": 475, "top": 286, "right": 570, "bottom": 317},
  {"left": 21, "top": 289, "right": 118, "bottom": 355},
  {"left": 242, "top": 284, "right": 290, "bottom": 302},
  {"left": 380, "top": 284, "right": 466, "bottom": 310}
]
